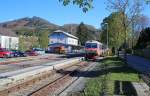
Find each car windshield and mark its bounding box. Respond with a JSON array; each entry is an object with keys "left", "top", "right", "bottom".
[{"left": 85, "top": 43, "right": 97, "bottom": 48}]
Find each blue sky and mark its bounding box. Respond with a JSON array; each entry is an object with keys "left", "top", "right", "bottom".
[{"left": 0, "top": 0, "right": 149, "bottom": 28}]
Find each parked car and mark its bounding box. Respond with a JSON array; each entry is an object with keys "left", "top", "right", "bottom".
[
  {"left": 11, "top": 50, "right": 27, "bottom": 57},
  {"left": 0, "top": 48, "right": 13, "bottom": 58},
  {"left": 33, "top": 48, "right": 45, "bottom": 55},
  {"left": 25, "top": 50, "right": 38, "bottom": 56}
]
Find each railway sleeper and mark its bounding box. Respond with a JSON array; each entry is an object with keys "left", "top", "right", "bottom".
[{"left": 30, "top": 62, "right": 89, "bottom": 96}]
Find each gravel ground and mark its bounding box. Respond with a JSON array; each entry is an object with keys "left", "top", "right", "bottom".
[
  {"left": 10, "top": 73, "right": 63, "bottom": 96},
  {"left": 9, "top": 64, "right": 80, "bottom": 96},
  {"left": 59, "top": 62, "right": 98, "bottom": 96}
]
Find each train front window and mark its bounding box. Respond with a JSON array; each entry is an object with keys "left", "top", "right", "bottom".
[
  {"left": 85, "top": 43, "right": 97, "bottom": 48},
  {"left": 85, "top": 43, "right": 91, "bottom": 48},
  {"left": 92, "top": 43, "right": 97, "bottom": 48}
]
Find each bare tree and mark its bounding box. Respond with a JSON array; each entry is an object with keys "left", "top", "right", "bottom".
[
  {"left": 106, "top": 0, "right": 144, "bottom": 61},
  {"left": 131, "top": 15, "right": 150, "bottom": 47},
  {"left": 136, "top": 15, "right": 150, "bottom": 30}
]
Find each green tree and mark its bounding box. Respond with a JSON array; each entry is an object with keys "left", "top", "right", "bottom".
[
  {"left": 101, "top": 12, "right": 128, "bottom": 48},
  {"left": 38, "top": 30, "right": 49, "bottom": 49},
  {"left": 135, "top": 27, "right": 150, "bottom": 49},
  {"left": 19, "top": 36, "right": 25, "bottom": 51},
  {"left": 59, "top": 0, "right": 93, "bottom": 12},
  {"left": 76, "top": 22, "right": 93, "bottom": 45}
]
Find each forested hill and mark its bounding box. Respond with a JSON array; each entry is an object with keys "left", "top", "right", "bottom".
[
  {"left": 0, "top": 16, "right": 99, "bottom": 37},
  {"left": 0, "top": 16, "right": 60, "bottom": 31}
]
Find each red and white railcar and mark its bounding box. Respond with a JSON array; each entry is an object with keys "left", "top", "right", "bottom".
[{"left": 85, "top": 40, "right": 104, "bottom": 60}]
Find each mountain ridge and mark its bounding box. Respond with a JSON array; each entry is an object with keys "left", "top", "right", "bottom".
[{"left": 0, "top": 16, "right": 98, "bottom": 37}]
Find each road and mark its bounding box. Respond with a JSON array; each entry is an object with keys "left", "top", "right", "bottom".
[{"left": 123, "top": 54, "right": 150, "bottom": 74}]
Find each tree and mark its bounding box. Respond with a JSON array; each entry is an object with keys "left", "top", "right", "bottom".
[
  {"left": 131, "top": 15, "right": 150, "bottom": 48},
  {"left": 59, "top": 0, "right": 93, "bottom": 12},
  {"left": 135, "top": 27, "right": 150, "bottom": 49},
  {"left": 106, "top": 0, "right": 144, "bottom": 60},
  {"left": 38, "top": 30, "right": 49, "bottom": 49},
  {"left": 106, "top": 0, "right": 144, "bottom": 45},
  {"left": 59, "top": 0, "right": 149, "bottom": 13},
  {"left": 76, "top": 22, "right": 93, "bottom": 45},
  {"left": 101, "top": 12, "right": 127, "bottom": 48},
  {"left": 19, "top": 36, "right": 25, "bottom": 51}
]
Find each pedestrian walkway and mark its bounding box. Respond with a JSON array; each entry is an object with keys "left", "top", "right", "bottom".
[
  {"left": 132, "top": 82, "right": 150, "bottom": 96},
  {"left": 121, "top": 54, "right": 150, "bottom": 74},
  {"left": 120, "top": 54, "right": 150, "bottom": 96}
]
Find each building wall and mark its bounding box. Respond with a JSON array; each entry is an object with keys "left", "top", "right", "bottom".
[
  {"left": 67, "top": 37, "right": 78, "bottom": 46},
  {"left": 49, "top": 33, "right": 78, "bottom": 46},
  {"left": 0, "top": 35, "right": 19, "bottom": 49},
  {"left": 49, "top": 33, "right": 67, "bottom": 44}
]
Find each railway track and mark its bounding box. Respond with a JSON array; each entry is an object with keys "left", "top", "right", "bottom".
[
  {"left": 29, "top": 62, "right": 89, "bottom": 96},
  {"left": 0, "top": 58, "right": 83, "bottom": 96}
]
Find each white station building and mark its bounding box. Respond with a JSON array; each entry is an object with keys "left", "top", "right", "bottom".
[
  {"left": 48, "top": 30, "right": 78, "bottom": 53},
  {"left": 0, "top": 27, "right": 19, "bottom": 50}
]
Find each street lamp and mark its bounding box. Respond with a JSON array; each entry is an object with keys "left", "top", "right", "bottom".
[{"left": 104, "top": 23, "right": 109, "bottom": 49}]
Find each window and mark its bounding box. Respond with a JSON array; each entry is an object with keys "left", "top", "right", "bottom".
[{"left": 85, "top": 43, "right": 97, "bottom": 48}]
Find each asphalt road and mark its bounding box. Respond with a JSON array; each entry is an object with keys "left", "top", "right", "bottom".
[{"left": 123, "top": 54, "right": 150, "bottom": 74}]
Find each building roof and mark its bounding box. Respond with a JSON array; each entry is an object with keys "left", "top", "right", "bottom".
[
  {"left": 53, "top": 30, "right": 78, "bottom": 39},
  {"left": 0, "top": 27, "right": 17, "bottom": 37}
]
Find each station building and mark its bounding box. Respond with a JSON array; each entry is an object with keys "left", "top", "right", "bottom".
[
  {"left": 0, "top": 27, "right": 19, "bottom": 50},
  {"left": 48, "top": 30, "right": 78, "bottom": 53}
]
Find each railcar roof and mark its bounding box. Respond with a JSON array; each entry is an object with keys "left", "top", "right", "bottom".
[{"left": 86, "top": 40, "right": 103, "bottom": 45}]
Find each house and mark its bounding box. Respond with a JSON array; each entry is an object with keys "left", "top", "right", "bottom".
[
  {"left": 0, "top": 27, "right": 19, "bottom": 50},
  {"left": 48, "top": 30, "right": 78, "bottom": 53}
]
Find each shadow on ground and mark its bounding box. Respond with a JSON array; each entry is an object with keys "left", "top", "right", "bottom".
[
  {"left": 114, "top": 80, "right": 138, "bottom": 96},
  {"left": 56, "top": 66, "right": 138, "bottom": 78}
]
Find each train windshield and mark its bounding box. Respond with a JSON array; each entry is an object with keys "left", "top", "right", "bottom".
[{"left": 85, "top": 43, "right": 97, "bottom": 48}]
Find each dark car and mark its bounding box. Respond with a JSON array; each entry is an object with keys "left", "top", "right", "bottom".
[
  {"left": 25, "top": 50, "right": 38, "bottom": 56},
  {"left": 11, "top": 50, "right": 27, "bottom": 57},
  {"left": 0, "top": 48, "right": 13, "bottom": 58}
]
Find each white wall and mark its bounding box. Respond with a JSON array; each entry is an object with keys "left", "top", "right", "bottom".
[
  {"left": 49, "top": 33, "right": 78, "bottom": 46},
  {"left": 49, "top": 37, "right": 66, "bottom": 44},
  {"left": 10, "top": 37, "right": 19, "bottom": 49},
  {"left": 67, "top": 37, "right": 78, "bottom": 46},
  {"left": 0, "top": 36, "right": 19, "bottom": 49},
  {"left": 49, "top": 37, "right": 78, "bottom": 46}
]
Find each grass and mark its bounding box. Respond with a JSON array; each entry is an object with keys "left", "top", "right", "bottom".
[{"left": 81, "top": 57, "right": 142, "bottom": 96}]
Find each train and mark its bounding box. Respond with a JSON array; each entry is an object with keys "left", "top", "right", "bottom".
[{"left": 85, "top": 40, "right": 105, "bottom": 60}]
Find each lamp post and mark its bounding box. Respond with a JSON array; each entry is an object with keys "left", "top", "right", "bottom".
[{"left": 104, "top": 23, "right": 109, "bottom": 49}]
